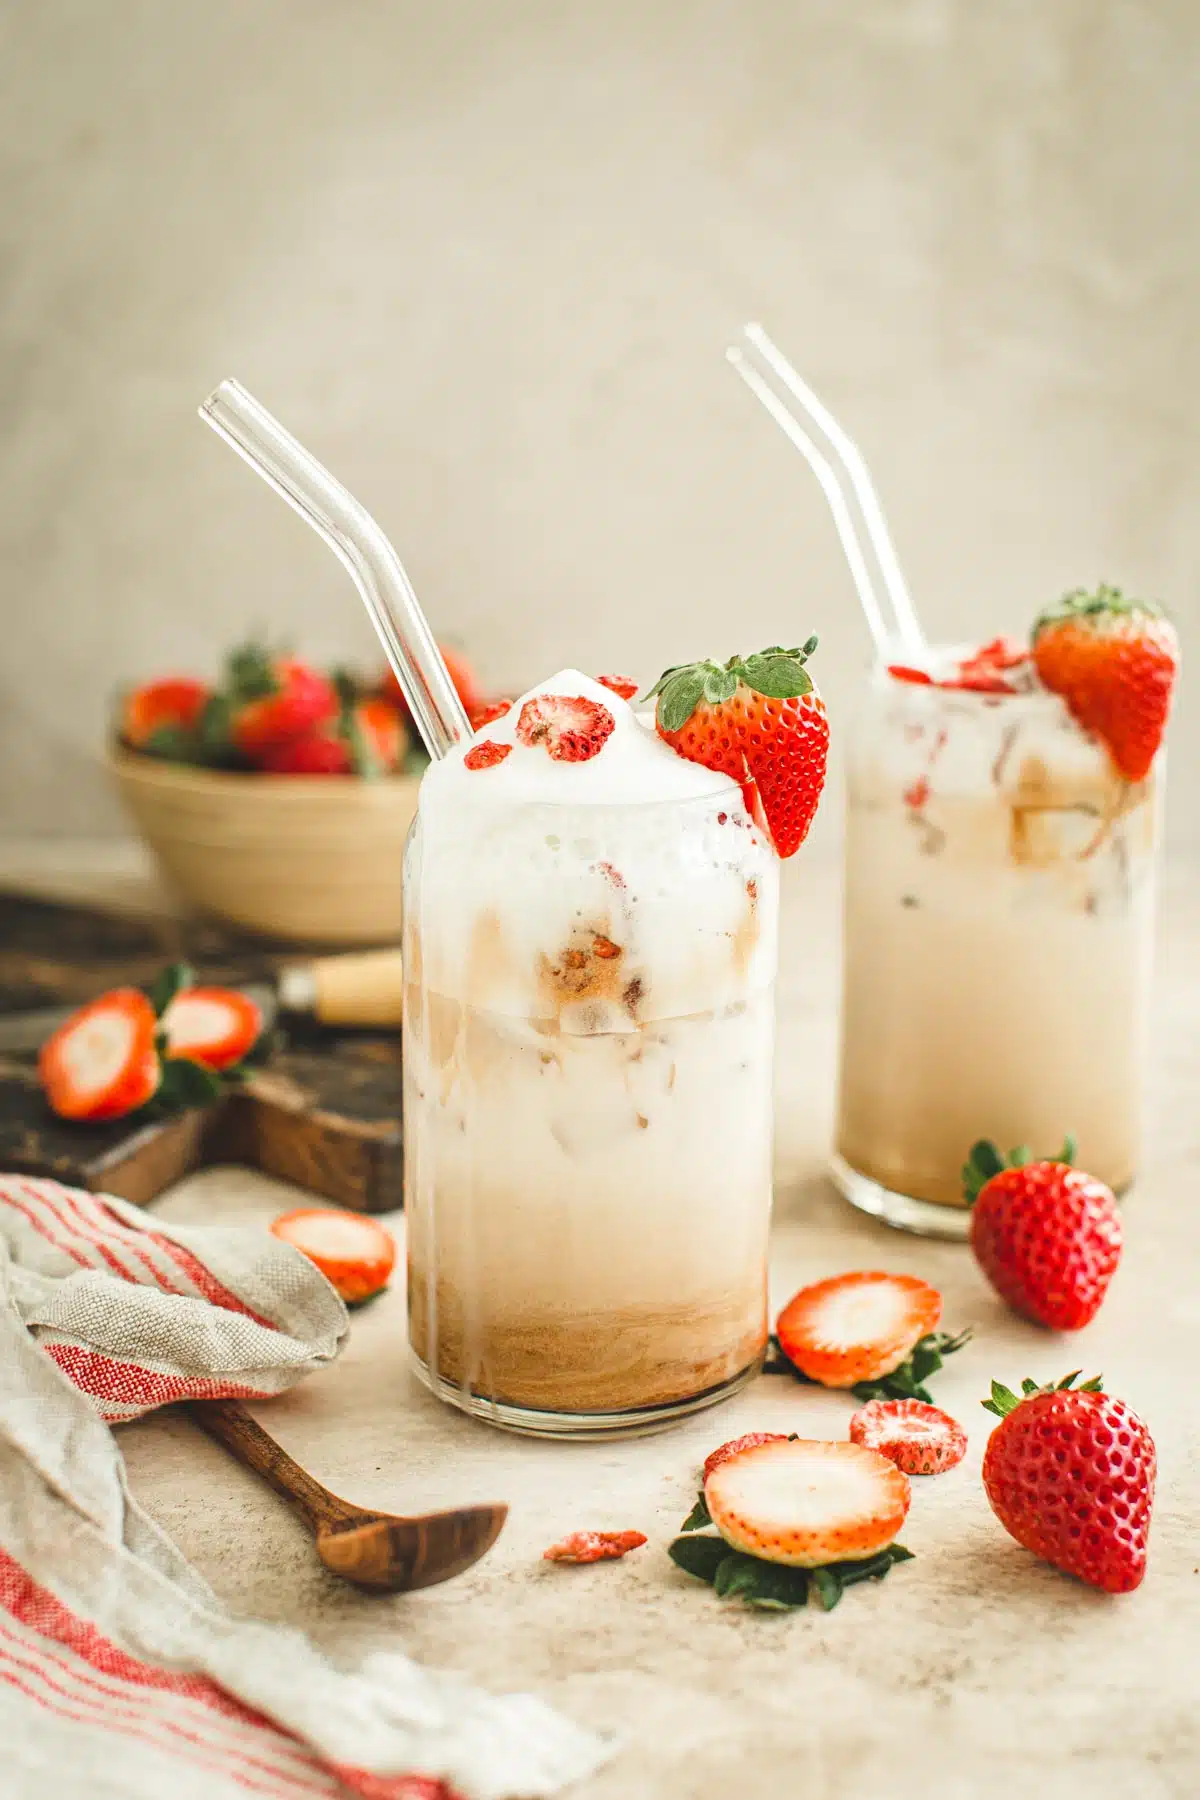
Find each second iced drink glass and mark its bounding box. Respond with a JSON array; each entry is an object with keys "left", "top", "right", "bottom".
[{"left": 404, "top": 673, "right": 779, "bottom": 1436}]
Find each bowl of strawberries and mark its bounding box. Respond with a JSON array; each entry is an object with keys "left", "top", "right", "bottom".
[{"left": 109, "top": 640, "right": 486, "bottom": 944}]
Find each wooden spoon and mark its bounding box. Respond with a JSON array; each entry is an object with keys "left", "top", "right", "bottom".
[{"left": 190, "top": 1400, "right": 507, "bottom": 1593}]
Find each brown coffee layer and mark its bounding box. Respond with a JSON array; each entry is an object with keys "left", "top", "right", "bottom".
[{"left": 408, "top": 1272, "right": 767, "bottom": 1413}]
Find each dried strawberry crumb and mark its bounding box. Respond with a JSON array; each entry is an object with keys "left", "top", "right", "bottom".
[
  {"left": 717, "top": 812, "right": 728, "bottom": 825},
  {"left": 469, "top": 698, "right": 513, "bottom": 729},
  {"left": 464, "top": 740, "right": 511, "bottom": 771},
  {"left": 592, "top": 935, "right": 621, "bottom": 959},
  {"left": 595, "top": 674, "right": 640, "bottom": 701},
  {"left": 888, "top": 664, "right": 934, "bottom": 685},
  {"left": 904, "top": 776, "right": 930, "bottom": 810},
  {"left": 543, "top": 1530, "right": 647, "bottom": 1563}
]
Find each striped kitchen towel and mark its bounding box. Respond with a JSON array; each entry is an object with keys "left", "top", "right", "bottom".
[{"left": 0, "top": 1174, "right": 606, "bottom": 1800}]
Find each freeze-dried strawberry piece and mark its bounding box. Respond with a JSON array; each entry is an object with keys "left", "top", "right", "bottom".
[
  {"left": 516, "top": 694, "right": 615, "bottom": 762},
  {"left": 469, "top": 698, "right": 513, "bottom": 729},
  {"left": 595, "top": 674, "right": 640, "bottom": 701},
  {"left": 464, "top": 739, "right": 512, "bottom": 771},
  {"left": 543, "top": 1530, "right": 647, "bottom": 1563}
]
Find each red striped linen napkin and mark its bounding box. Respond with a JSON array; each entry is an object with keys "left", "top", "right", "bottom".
[{"left": 0, "top": 1174, "right": 606, "bottom": 1800}]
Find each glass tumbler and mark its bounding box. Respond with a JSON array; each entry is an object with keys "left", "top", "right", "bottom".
[
  {"left": 832, "top": 661, "right": 1160, "bottom": 1237},
  {"left": 403, "top": 773, "right": 779, "bottom": 1437}
]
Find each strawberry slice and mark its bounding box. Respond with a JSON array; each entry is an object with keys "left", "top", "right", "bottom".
[
  {"left": 649, "top": 643, "right": 829, "bottom": 857},
  {"left": 39, "top": 989, "right": 161, "bottom": 1121},
  {"left": 543, "top": 1530, "right": 647, "bottom": 1563},
  {"left": 702, "top": 1432, "right": 787, "bottom": 1482},
  {"left": 269, "top": 1208, "right": 396, "bottom": 1305},
  {"left": 776, "top": 1271, "right": 943, "bottom": 1389},
  {"left": 162, "top": 987, "right": 262, "bottom": 1073},
  {"left": 464, "top": 739, "right": 512, "bottom": 771},
  {"left": 704, "top": 1437, "right": 910, "bottom": 1567},
  {"left": 515, "top": 693, "right": 615, "bottom": 762},
  {"left": 849, "top": 1398, "right": 967, "bottom": 1476}
]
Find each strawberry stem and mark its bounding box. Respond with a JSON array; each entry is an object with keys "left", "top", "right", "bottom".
[{"left": 981, "top": 1371, "right": 1104, "bottom": 1418}]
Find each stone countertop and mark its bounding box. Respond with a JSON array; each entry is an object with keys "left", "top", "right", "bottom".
[{"left": 3, "top": 842, "right": 1198, "bottom": 1800}]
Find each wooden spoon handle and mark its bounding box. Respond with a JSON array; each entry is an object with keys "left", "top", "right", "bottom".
[{"left": 189, "top": 1399, "right": 359, "bottom": 1534}]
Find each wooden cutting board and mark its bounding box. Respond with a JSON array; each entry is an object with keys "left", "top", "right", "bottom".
[{"left": 0, "top": 893, "right": 402, "bottom": 1213}]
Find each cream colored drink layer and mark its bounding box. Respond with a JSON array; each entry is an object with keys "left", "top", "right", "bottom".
[
  {"left": 404, "top": 672, "right": 778, "bottom": 1417},
  {"left": 836, "top": 664, "right": 1158, "bottom": 1209}
]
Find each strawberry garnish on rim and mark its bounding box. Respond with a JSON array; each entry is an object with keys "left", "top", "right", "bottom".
[
  {"left": 515, "top": 693, "right": 615, "bottom": 762},
  {"left": 543, "top": 1530, "right": 647, "bottom": 1563},
  {"left": 648, "top": 642, "right": 828, "bottom": 857},
  {"left": 270, "top": 1208, "right": 396, "bottom": 1306},
  {"left": 849, "top": 1398, "right": 967, "bottom": 1476},
  {"left": 775, "top": 1270, "right": 943, "bottom": 1390},
  {"left": 981, "top": 1373, "right": 1155, "bottom": 1592},
  {"left": 964, "top": 1137, "right": 1122, "bottom": 1331},
  {"left": 39, "top": 989, "right": 161, "bottom": 1122},
  {"left": 1032, "top": 585, "right": 1179, "bottom": 782}
]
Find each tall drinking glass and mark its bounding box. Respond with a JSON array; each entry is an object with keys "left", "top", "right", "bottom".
[
  {"left": 404, "top": 706, "right": 779, "bottom": 1437},
  {"left": 832, "top": 658, "right": 1160, "bottom": 1236}
]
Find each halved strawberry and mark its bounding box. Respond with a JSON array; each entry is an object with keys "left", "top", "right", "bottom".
[
  {"left": 595, "top": 675, "right": 639, "bottom": 701},
  {"left": 543, "top": 1530, "right": 647, "bottom": 1563},
  {"left": 162, "top": 987, "right": 262, "bottom": 1072},
  {"left": 704, "top": 1437, "right": 910, "bottom": 1567},
  {"left": 703, "top": 1433, "right": 787, "bottom": 1482},
  {"left": 849, "top": 1398, "right": 967, "bottom": 1476},
  {"left": 39, "top": 989, "right": 161, "bottom": 1121},
  {"left": 121, "top": 678, "right": 211, "bottom": 755},
  {"left": 516, "top": 693, "right": 615, "bottom": 762},
  {"left": 649, "top": 643, "right": 829, "bottom": 858},
  {"left": 776, "top": 1271, "right": 943, "bottom": 1389},
  {"left": 269, "top": 1208, "right": 396, "bottom": 1305}
]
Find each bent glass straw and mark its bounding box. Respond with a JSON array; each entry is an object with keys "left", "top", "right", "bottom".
[
  {"left": 727, "top": 325, "right": 925, "bottom": 658},
  {"left": 199, "top": 380, "right": 470, "bottom": 761}
]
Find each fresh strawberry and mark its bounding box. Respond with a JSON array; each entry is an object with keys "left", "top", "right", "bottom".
[
  {"left": 1032, "top": 586, "right": 1179, "bottom": 782},
  {"left": 649, "top": 642, "right": 828, "bottom": 857},
  {"left": 120, "top": 678, "right": 211, "bottom": 755},
  {"left": 39, "top": 989, "right": 161, "bottom": 1121},
  {"left": 464, "top": 739, "right": 512, "bottom": 771},
  {"left": 776, "top": 1271, "right": 943, "bottom": 1389},
  {"left": 964, "top": 1139, "right": 1122, "bottom": 1330},
  {"left": 849, "top": 1398, "right": 967, "bottom": 1476},
  {"left": 702, "top": 1433, "right": 787, "bottom": 1483},
  {"left": 595, "top": 674, "right": 640, "bottom": 701},
  {"left": 981, "top": 1373, "right": 1155, "bottom": 1592},
  {"left": 468, "top": 698, "right": 513, "bottom": 730},
  {"left": 543, "top": 1530, "right": 647, "bottom": 1563},
  {"left": 258, "top": 697, "right": 408, "bottom": 776},
  {"left": 269, "top": 1208, "right": 396, "bottom": 1306},
  {"left": 353, "top": 696, "right": 406, "bottom": 772},
  {"left": 516, "top": 693, "right": 615, "bottom": 762},
  {"left": 161, "top": 987, "right": 262, "bottom": 1072},
  {"left": 382, "top": 644, "right": 482, "bottom": 724},
  {"left": 259, "top": 732, "right": 354, "bottom": 775},
  {"left": 703, "top": 1437, "right": 910, "bottom": 1567},
  {"left": 224, "top": 646, "right": 339, "bottom": 760}
]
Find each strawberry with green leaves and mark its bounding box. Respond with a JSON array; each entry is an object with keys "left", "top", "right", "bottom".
[
  {"left": 965, "top": 1138, "right": 1122, "bottom": 1330},
  {"left": 649, "top": 641, "right": 829, "bottom": 856},
  {"left": 211, "top": 643, "right": 339, "bottom": 762},
  {"left": 981, "top": 1373, "right": 1155, "bottom": 1592},
  {"left": 1032, "top": 585, "right": 1179, "bottom": 783}
]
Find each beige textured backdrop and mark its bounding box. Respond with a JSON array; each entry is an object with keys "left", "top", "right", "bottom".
[{"left": 0, "top": 1, "right": 1195, "bottom": 846}]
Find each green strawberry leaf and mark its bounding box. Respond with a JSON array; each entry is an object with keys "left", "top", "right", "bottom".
[
  {"left": 962, "top": 1138, "right": 1007, "bottom": 1203},
  {"left": 852, "top": 1328, "right": 972, "bottom": 1405},
  {"left": 141, "top": 724, "right": 201, "bottom": 764},
  {"left": 656, "top": 670, "right": 709, "bottom": 733},
  {"left": 718, "top": 1556, "right": 810, "bottom": 1611},
  {"left": 226, "top": 641, "right": 278, "bottom": 699},
  {"left": 981, "top": 1379, "right": 1022, "bottom": 1419},
  {"left": 713, "top": 1551, "right": 766, "bottom": 1599},
  {"left": 668, "top": 1534, "right": 728, "bottom": 1585},
  {"left": 157, "top": 1058, "right": 225, "bottom": 1109},
  {"left": 739, "top": 654, "right": 814, "bottom": 700},
  {"left": 680, "top": 1492, "right": 712, "bottom": 1532},
  {"left": 810, "top": 1567, "right": 843, "bottom": 1611},
  {"left": 147, "top": 962, "right": 193, "bottom": 1018},
  {"left": 702, "top": 667, "right": 739, "bottom": 706}
]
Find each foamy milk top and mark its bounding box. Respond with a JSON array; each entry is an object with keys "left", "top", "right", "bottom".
[{"left": 409, "top": 671, "right": 779, "bottom": 1022}]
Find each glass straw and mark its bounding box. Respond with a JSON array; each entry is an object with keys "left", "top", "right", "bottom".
[
  {"left": 727, "top": 324, "right": 925, "bottom": 659},
  {"left": 198, "top": 380, "right": 471, "bottom": 761}
]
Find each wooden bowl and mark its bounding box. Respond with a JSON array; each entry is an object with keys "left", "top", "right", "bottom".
[{"left": 109, "top": 748, "right": 420, "bottom": 945}]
